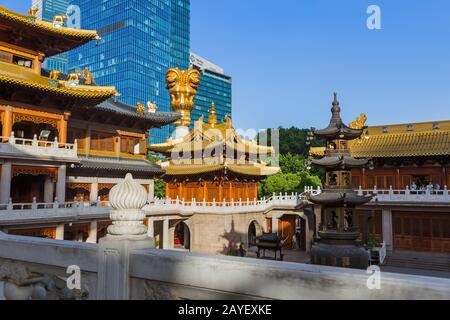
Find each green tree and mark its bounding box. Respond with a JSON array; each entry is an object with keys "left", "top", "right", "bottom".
[
  {"left": 259, "top": 153, "right": 322, "bottom": 198},
  {"left": 154, "top": 178, "right": 166, "bottom": 198}
]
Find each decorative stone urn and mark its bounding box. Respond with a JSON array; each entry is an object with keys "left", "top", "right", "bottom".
[{"left": 107, "top": 173, "right": 148, "bottom": 239}]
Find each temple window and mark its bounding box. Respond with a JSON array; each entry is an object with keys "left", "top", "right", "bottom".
[
  {"left": 432, "top": 122, "right": 440, "bottom": 130},
  {"left": 382, "top": 126, "right": 389, "bottom": 133},
  {"left": 67, "top": 128, "right": 86, "bottom": 148},
  {"left": 91, "top": 131, "right": 114, "bottom": 152},
  {"left": 120, "top": 136, "right": 143, "bottom": 154},
  {"left": 407, "top": 124, "right": 414, "bottom": 132},
  {"left": 12, "top": 55, "right": 33, "bottom": 68}
]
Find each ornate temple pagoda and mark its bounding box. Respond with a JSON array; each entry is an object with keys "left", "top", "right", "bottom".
[
  {"left": 308, "top": 92, "right": 372, "bottom": 268},
  {"left": 0, "top": 6, "right": 180, "bottom": 240},
  {"left": 149, "top": 68, "right": 280, "bottom": 202}
]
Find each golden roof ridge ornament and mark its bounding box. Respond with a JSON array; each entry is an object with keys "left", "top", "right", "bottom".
[
  {"left": 349, "top": 113, "right": 368, "bottom": 129},
  {"left": 27, "top": 7, "right": 38, "bottom": 21},
  {"left": 166, "top": 67, "right": 201, "bottom": 127},
  {"left": 136, "top": 101, "right": 145, "bottom": 115},
  {"left": 83, "top": 67, "right": 93, "bottom": 85}
]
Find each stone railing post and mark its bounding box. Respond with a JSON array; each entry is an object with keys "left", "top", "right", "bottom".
[
  {"left": 358, "top": 186, "right": 363, "bottom": 196},
  {"left": 97, "top": 173, "right": 154, "bottom": 300}
]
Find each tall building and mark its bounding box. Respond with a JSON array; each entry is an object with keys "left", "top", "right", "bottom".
[
  {"left": 32, "top": 0, "right": 70, "bottom": 73},
  {"left": 68, "top": 0, "right": 190, "bottom": 143},
  {"left": 189, "top": 52, "right": 232, "bottom": 126}
]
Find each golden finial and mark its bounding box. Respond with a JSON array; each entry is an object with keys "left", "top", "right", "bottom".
[
  {"left": 208, "top": 101, "right": 217, "bottom": 127},
  {"left": 83, "top": 67, "right": 93, "bottom": 85},
  {"left": 136, "top": 101, "right": 145, "bottom": 115},
  {"left": 52, "top": 15, "right": 67, "bottom": 28},
  {"left": 349, "top": 113, "right": 367, "bottom": 129},
  {"left": 49, "top": 70, "right": 62, "bottom": 81},
  {"left": 147, "top": 101, "right": 157, "bottom": 113},
  {"left": 28, "top": 7, "right": 39, "bottom": 18},
  {"left": 224, "top": 115, "right": 232, "bottom": 129},
  {"left": 166, "top": 67, "right": 201, "bottom": 127}
]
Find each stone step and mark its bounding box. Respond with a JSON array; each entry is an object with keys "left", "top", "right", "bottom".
[{"left": 384, "top": 255, "right": 450, "bottom": 272}]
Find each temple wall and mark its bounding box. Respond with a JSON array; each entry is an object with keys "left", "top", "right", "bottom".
[{"left": 187, "top": 211, "right": 266, "bottom": 255}]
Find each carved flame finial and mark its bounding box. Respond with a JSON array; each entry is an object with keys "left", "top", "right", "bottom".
[
  {"left": 208, "top": 101, "right": 217, "bottom": 126},
  {"left": 107, "top": 173, "right": 148, "bottom": 238},
  {"left": 166, "top": 67, "right": 201, "bottom": 127}
]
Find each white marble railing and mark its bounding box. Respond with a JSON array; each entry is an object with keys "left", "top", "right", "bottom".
[
  {"left": 0, "top": 198, "right": 110, "bottom": 222},
  {"left": 357, "top": 186, "right": 450, "bottom": 202},
  {"left": 0, "top": 134, "right": 77, "bottom": 160},
  {"left": 146, "top": 190, "right": 319, "bottom": 214}
]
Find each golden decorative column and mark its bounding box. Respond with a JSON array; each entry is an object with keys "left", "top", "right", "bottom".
[{"left": 166, "top": 68, "right": 200, "bottom": 138}]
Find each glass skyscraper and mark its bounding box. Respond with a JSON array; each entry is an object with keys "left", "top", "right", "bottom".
[
  {"left": 68, "top": 0, "right": 190, "bottom": 143},
  {"left": 32, "top": 0, "right": 70, "bottom": 73},
  {"left": 189, "top": 52, "right": 232, "bottom": 127}
]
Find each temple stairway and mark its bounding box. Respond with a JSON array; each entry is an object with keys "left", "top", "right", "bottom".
[{"left": 382, "top": 250, "right": 450, "bottom": 274}]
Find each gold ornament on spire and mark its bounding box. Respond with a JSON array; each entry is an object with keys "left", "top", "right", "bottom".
[
  {"left": 208, "top": 101, "right": 217, "bottom": 127},
  {"left": 166, "top": 67, "right": 201, "bottom": 127},
  {"left": 349, "top": 113, "right": 368, "bottom": 129}
]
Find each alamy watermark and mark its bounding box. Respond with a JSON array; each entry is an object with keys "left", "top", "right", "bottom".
[{"left": 367, "top": 5, "right": 382, "bottom": 30}]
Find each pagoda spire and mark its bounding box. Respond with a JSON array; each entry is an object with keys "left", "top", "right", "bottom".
[{"left": 208, "top": 101, "right": 217, "bottom": 127}]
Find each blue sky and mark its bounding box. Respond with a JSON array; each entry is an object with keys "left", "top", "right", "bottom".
[{"left": 3, "top": 0, "right": 450, "bottom": 130}]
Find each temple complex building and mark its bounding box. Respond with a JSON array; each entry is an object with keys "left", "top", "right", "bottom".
[
  {"left": 310, "top": 117, "right": 450, "bottom": 253},
  {"left": 149, "top": 68, "right": 279, "bottom": 203},
  {"left": 0, "top": 6, "right": 180, "bottom": 241}
]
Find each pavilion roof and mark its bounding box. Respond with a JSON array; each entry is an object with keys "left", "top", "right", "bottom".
[
  {"left": 310, "top": 120, "right": 450, "bottom": 159},
  {"left": 149, "top": 115, "right": 274, "bottom": 156},
  {"left": 95, "top": 99, "right": 181, "bottom": 129},
  {"left": 0, "top": 6, "right": 100, "bottom": 56},
  {"left": 0, "top": 61, "right": 118, "bottom": 105},
  {"left": 160, "top": 162, "right": 280, "bottom": 177},
  {"left": 349, "top": 121, "right": 450, "bottom": 158}
]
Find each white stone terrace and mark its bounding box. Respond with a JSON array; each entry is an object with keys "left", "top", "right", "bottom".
[{"left": 0, "top": 134, "right": 78, "bottom": 161}]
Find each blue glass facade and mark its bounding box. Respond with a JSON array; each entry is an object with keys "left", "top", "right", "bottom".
[
  {"left": 33, "top": 0, "right": 70, "bottom": 73},
  {"left": 68, "top": 0, "right": 190, "bottom": 143},
  {"left": 191, "top": 69, "right": 232, "bottom": 127}
]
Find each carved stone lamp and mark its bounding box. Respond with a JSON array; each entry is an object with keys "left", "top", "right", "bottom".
[{"left": 107, "top": 173, "right": 148, "bottom": 239}]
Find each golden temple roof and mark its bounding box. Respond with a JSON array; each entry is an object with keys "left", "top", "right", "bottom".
[
  {"left": 161, "top": 162, "right": 281, "bottom": 177},
  {"left": 311, "top": 120, "right": 450, "bottom": 158},
  {"left": 349, "top": 121, "right": 450, "bottom": 158},
  {"left": 149, "top": 115, "right": 274, "bottom": 156},
  {"left": 0, "top": 61, "right": 118, "bottom": 102},
  {"left": 150, "top": 105, "right": 279, "bottom": 177},
  {"left": 0, "top": 6, "right": 100, "bottom": 56}
]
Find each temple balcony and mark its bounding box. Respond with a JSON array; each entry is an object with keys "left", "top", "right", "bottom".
[
  {"left": 0, "top": 134, "right": 78, "bottom": 161},
  {"left": 0, "top": 198, "right": 110, "bottom": 224},
  {"left": 356, "top": 186, "right": 450, "bottom": 203},
  {"left": 303, "top": 186, "right": 450, "bottom": 203},
  {"left": 144, "top": 191, "right": 316, "bottom": 215}
]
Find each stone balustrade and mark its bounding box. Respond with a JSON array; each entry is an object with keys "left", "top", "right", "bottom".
[
  {"left": 0, "top": 198, "right": 110, "bottom": 223},
  {"left": 145, "top": 191, "right": 316, "bottom": 215},
  {"left": 0, "top": 231, "right": 449, "bottom": 300},
  {"left": 0, "top": 134, "right": 78, "bottom": 160},
  {"left": 357, "top": 186, "right": 450, "bottom": 202}
]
